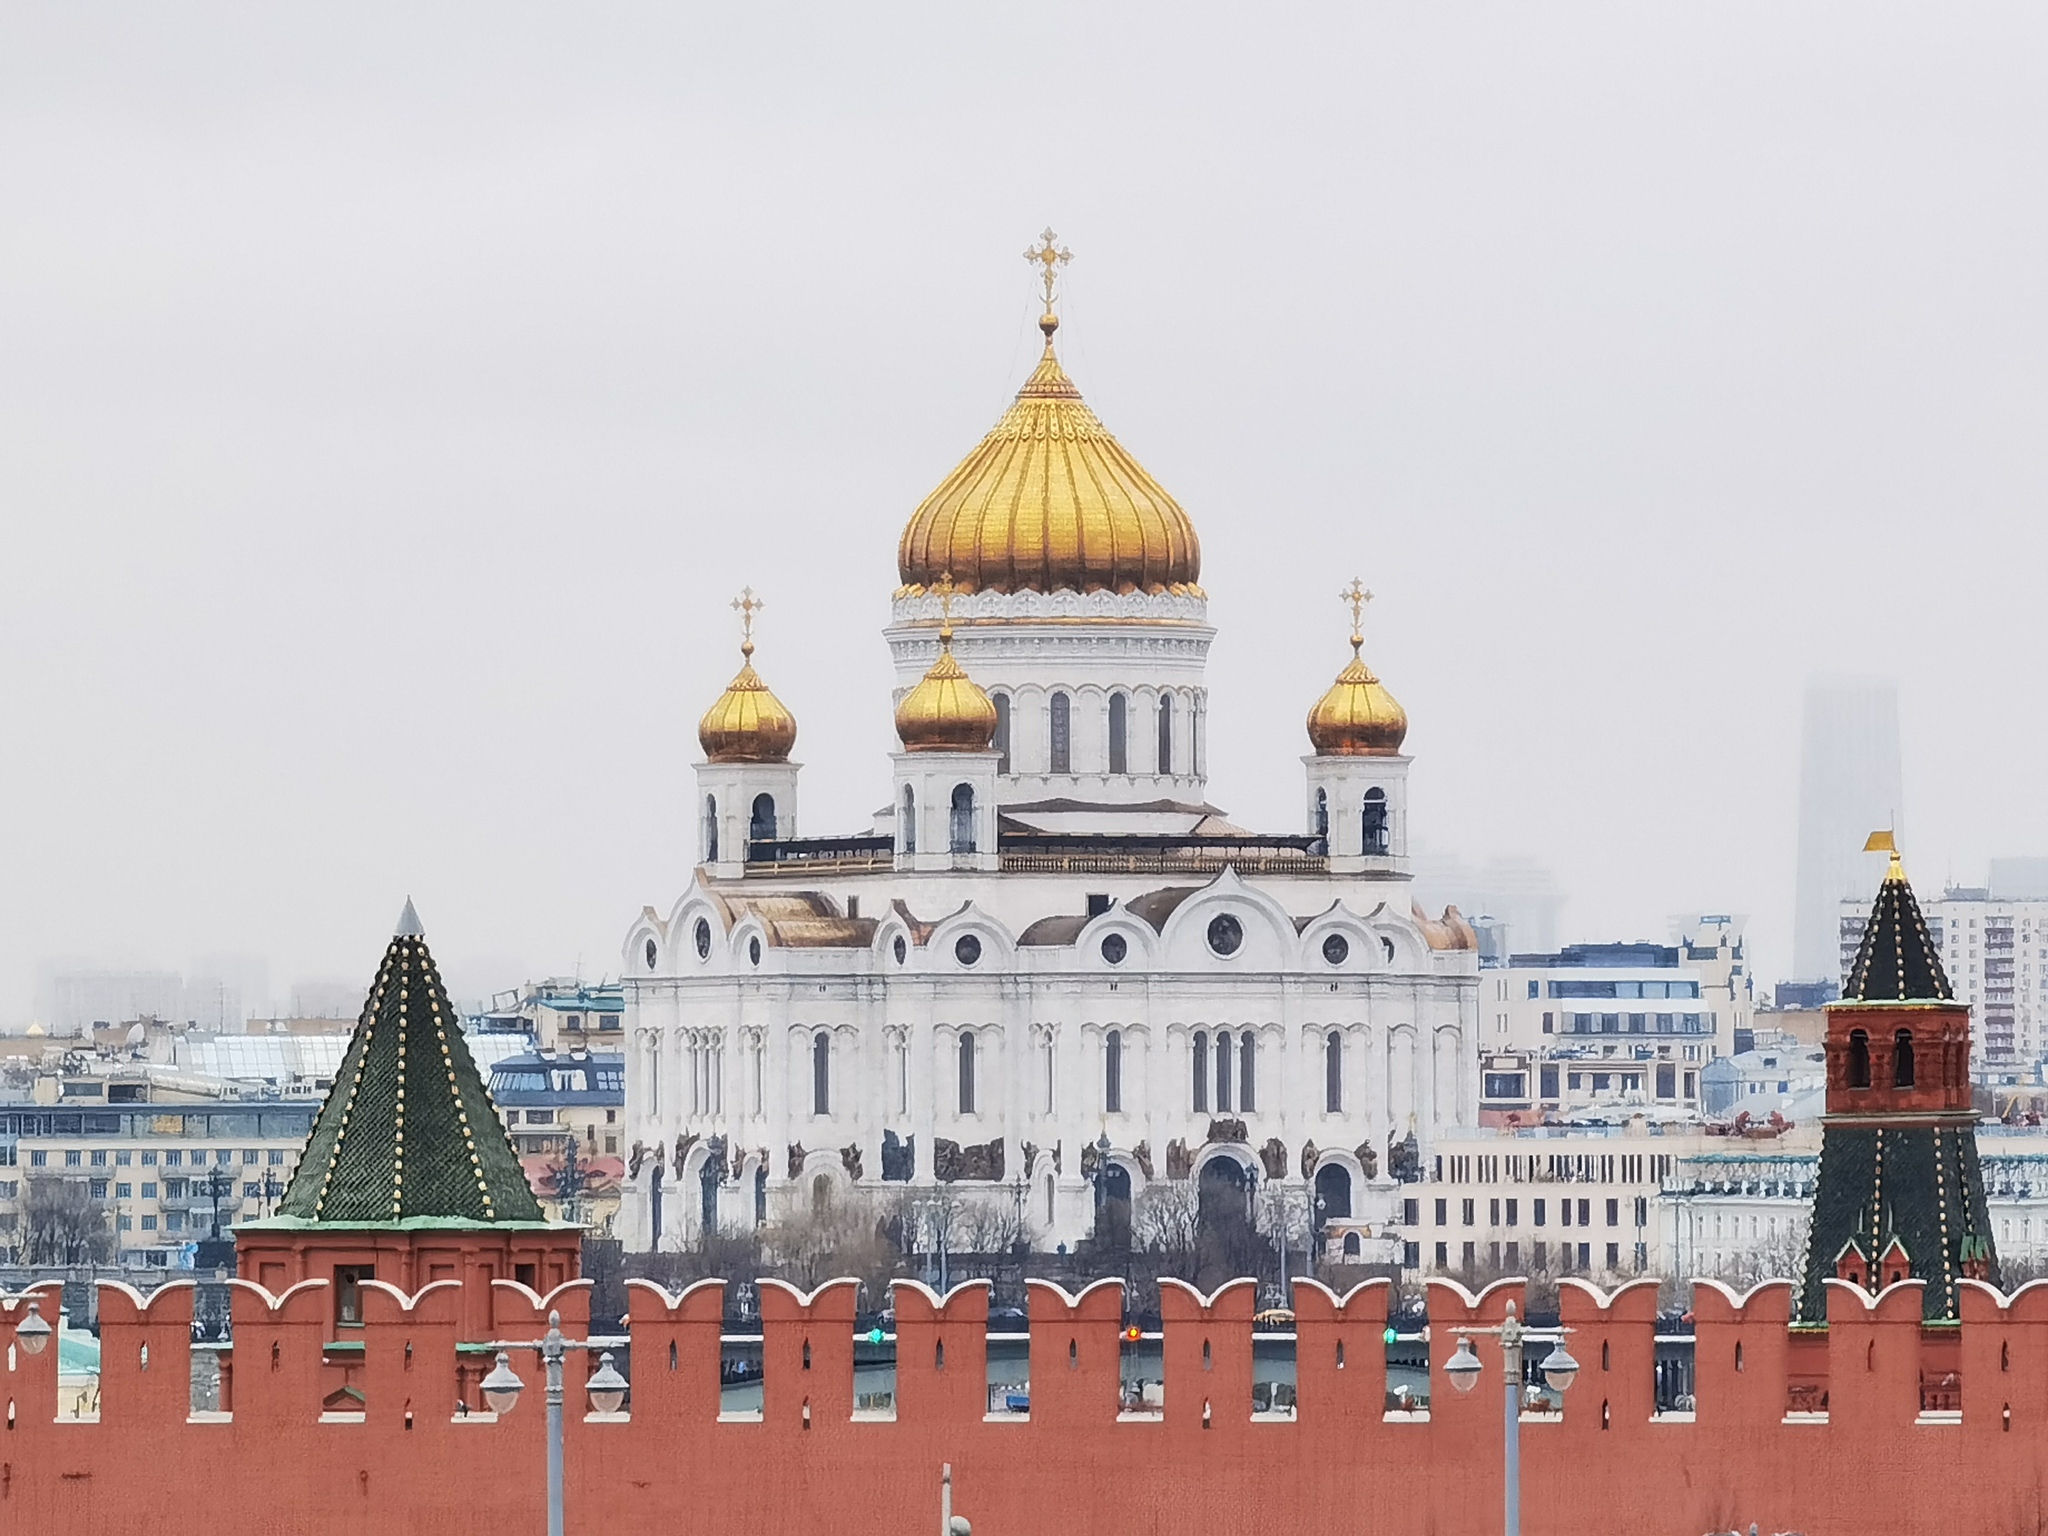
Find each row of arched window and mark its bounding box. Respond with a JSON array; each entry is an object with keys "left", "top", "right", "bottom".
[
  {"left": 991, "top": 688, "right": 1196, "bottom": 777},
  {"left": 703, "top": 792, "right": 780, "bottom": 863},
  {"left": 899, "top": 783, "right": 978, "bottom": 855},
  {"left": 1190, "top": 1030, "right": 1258, "bottom": 1114},
  {"left": 1844, "top": 1028, "right": 1915, "bottom": 1090},
  {"left": 802, "top": 1025, "right": 1373, "bottom": 1121},
  {"left": 1312, "top": 787, "right": 1391, "bottom": 855}
]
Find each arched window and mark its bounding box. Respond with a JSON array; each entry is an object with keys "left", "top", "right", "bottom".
[
  {"left": 1325, "top": 1031, "right": 1343, "bottom": 1113},
  {"left": 700, "top": 1154, "right": 719, "bottom": 1234},
  {"left": 1362, "top": 788, "right": 1389, "bottom": 855},
  {"left": 750, "top": 792, "right": 777, "bottom": 845},
  {"left": 1109, "top": 693, "right": 1129, "bottom": 774},
  {"left": 1893, "top": 1029, "right": 1915, "bottom": 1089},
  {"left": 812, "top": 1032, "right": 831, "bottom": 1115},
  {"left": 958, "top": 1032, "right": 977, "bottom": 1114},
  {"left": 1343, "top": 1232, "right": 1362, "bottom": 1259},
  {"left": 1049, "top": 692, "right": 1072, "bottom": 773},
  {"left": 1314, "top": 788, "right": 1329, "bottom": 844},
  {"left": 1215, "top": 1028, "right": 1233, "bottom": 1113},
  {"left": 1157, "top": 693, "right": 1174, "bottom": 775},
  {"left": 703, "top": 795, "right": 719, "bottom": 864},
  {"left": 1192, "top": 1030, "right": 1209, "bottom": 1112},
  {"left": 1847, "top": 1029, "right": 1871, "bottom": 1090},
  {"left": 993, "top": 692, "right": 1012, "bottom": 775},
  {"left": 1239, "top": 1032, "right": 1256, "bottom": 1113},
  {"left": 950, "top": 783, "right": 976, "bottom": 853},
  {"left": 900, "top": 784, "right": 916, "bottom": 855},
  {"left": 1105, "top": 1028, "right": 1123, "bottom": 1113}
]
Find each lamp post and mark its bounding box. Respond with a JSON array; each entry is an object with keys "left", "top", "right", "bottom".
[
  {"left": 480, "top": 1309, "right": 629, "bottom": 1536},
  {"left": 939, "top": 1462, "right": 971, "bottom": 1536},
  {"left": 13, "top": 1298, "right": 54, "bottom": 1355},
  {"left": 1440, "top": 1300, "right": 1579, "bottom": 1536}
]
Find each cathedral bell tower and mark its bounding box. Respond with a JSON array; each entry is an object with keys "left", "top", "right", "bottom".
[
  {"left": 890, "top": 576, "right": 1000, "bottom": 872},
  {"left": 694, "top": 588, "right": 801, "bottom": 879},
  {"left": 1302, "top": 580, "right": 1410, "bottom": 874},
  {"left": 1796, "top": 834, "right": 1998, "bottom": 1322}
]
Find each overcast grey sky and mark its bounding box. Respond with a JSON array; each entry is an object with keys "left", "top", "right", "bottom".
[{"left": 2, "top": 2, "right": 2044, "bottom": 1020}]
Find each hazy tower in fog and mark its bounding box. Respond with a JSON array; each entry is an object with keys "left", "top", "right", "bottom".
[{"left": 1792, "top": 676, "right": 1904, "bottom": 983}]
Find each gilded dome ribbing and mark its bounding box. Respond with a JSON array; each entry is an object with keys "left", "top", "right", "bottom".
[
  {"left": 895, "top": 623, "right": 998, "bottom": 753},
  {"left": 897, "top": 322, "right": 1201, "bottom": 597},
  {"left": 698, "top": 638, "right": 798, "bottom": 763},
  {"left": 1306, "top": 635, "right": 1407, "bottom": 757}
]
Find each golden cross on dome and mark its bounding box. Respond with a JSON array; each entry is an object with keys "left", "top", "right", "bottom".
[
  {"left": 731, "top": 586, "right": 764, "bottom": 656},
  {"left": 933, "top": 571, "right": 958, "bottom": 643},
  {"left": 1340, "top": 578, "right": 1374, "bottom": 647},
  {"left": 1024, "top": 228, "right": 1073, "bottom": 327}
]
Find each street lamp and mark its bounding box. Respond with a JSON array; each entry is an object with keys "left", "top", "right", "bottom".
[
  {"left": 13, "top": 1299, "right": 53, "bottom": 1356},
  {"left": 482, "top": 1309, "right": 628, "bottom": 1536},
  {"left": 1439, "top": 1300, "right": 1578, "bottom": 1536},
  {"left": 940, "top": 1462, "right": 971, "bottom": 1536}
]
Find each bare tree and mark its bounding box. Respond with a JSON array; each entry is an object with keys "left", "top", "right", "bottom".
[
  {"left": 21, "top": 1174, "right": 113, "bottom": 1266},
  {"left": 763, "top": 1191, "right": 902, "bottom": 1293},
  {"left": 1132, "top": 1182, "right": 1202, "bottom": 1281}
]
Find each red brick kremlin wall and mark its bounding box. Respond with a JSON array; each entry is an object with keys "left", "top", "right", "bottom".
[{"left": 8, "top": 1273, "right": 2048, "bottom": 1535}]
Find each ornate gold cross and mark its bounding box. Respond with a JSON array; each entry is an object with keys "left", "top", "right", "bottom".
[
  {"left": 1024, "top": 228, "right": 1073, "bottom": 319},
  {"left": 1340, "top": 578, "right": 1374, "bottom": 642},
  {"left": 933, "top": 570, "right": 958, "bottom": 641},
  {"left": 732, "top": 586, "right": 764, "bottom": 654}
]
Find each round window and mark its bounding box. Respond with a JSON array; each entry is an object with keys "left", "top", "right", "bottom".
[
  {"left": 894, "top": 935, "right": 908, "bottom": 964},
  {"left": 1101, "top": 932, "right": 1128, "bottom": 966},
  {"left": 644, "top": 937, "right": 658, "bottom": 971},
  {"left": 748, "top": 936, "right": 762, "bottom": 967},
  {"left": 955, "top": 934, "right": 982, "bottom": 966},
  {"left": 694, "top": 918, "right": 712, "bottom": 961},
  {"left": 1206, "top": 914, "right": 1244, "bottom": 957},
  {"left": 1322, "top": 933, "right": 1350, "bottom": 966}
]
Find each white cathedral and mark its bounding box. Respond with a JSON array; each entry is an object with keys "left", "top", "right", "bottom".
[{"left": 618, "top": 240, "right": 1479, "bottom": 1255}]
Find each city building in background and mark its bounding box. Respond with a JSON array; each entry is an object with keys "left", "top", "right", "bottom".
[
  {"left": 1789, "top": 675, "right": 1902, "bottom": 985},
  {"left": 487, "top": 1048, "right": 626, "bottom": 1234},
  {"left": 475, "top": 980, "right": 624, "bottom": 1053}
]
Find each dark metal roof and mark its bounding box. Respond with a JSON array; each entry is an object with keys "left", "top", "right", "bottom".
[{"left": 1843, "top": 864, "right": 1953, "bottom": 1003}]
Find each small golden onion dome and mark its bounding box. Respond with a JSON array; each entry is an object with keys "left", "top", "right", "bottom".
[
  {"left": 1306, "top": 632, "right": 1407, "bottom": 756},
  {"left": 897, "top": 320, "right": 1202, "bottom": 597},
  {"left": 698, "top": 638, "right": 798, "bottom": 763},
  {"left": 894, "top": 622, "right": 998, "bottom": 752}
]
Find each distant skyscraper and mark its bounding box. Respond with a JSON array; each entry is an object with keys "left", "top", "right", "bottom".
[{"left": 1792, "top": 676, "right": 1903, "bottom": 982}]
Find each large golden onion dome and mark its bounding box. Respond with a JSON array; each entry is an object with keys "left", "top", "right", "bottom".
[
  {"left": 1306, "top": 597, "right": 1407, "bottom": 756},
  {"left": 895, "top": 607, "right": 998, "bottom": 752},
  {"left": 897, "top": 313, "right": 1201, "bottom": 597},
  {"left": 698, "top": 602, "right": 798, "bottom": 763}
]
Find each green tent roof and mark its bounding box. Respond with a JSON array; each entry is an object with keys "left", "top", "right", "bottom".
[{"left": 275, "top": 902, "right": 543, "bottom": 1225}]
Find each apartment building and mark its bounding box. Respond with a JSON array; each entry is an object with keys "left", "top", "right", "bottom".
[
  {"left": 1395, "top": 1123, "right": 1731, "bottom": 1282},
  {"left": 1840, "top": 886, "right": 2048, "bottom": 1071},
  {"left": 0, "top": 1099, "right": 316, "bottom": 1267}
]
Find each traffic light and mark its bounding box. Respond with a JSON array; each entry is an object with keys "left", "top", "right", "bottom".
[
  {"left": 1382, "top": 1326, "right": 1398, "bottom": 1344},
  {"left": 865, "top": 1327, "right": 885, "bottom": 1344},
  {"left": 1123, "top": 1325, "right": 1143, "bottom": 1341}
]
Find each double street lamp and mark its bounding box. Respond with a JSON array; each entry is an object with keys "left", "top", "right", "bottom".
[
  {"left": 479, "top": 1309, "right": 629, "bottom": 1536},
  {"left": 1441, "top": 1301, "right": 1579, "bottom": 1536}
]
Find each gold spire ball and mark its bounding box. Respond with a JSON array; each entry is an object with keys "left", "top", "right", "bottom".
[
  {"left": 698, "top": 588, "right": 799, "bottom": 763},
  {"left": 1306, "top": 579, "right": 1408, "bottom": 756},
  {"left": 896, "top": 231, "right": 1202, "bottom": 598},
  {"left": 895, "top": 575, "right": 999, "bottom": 752}
]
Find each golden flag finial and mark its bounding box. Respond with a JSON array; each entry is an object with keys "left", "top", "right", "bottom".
[
  {"left": 731, "top": 586, "right": 764, "bottom": 658},
  {"left": 1864, "top": 829, "right": 1905, "bottom": 880},
  {"left": 1024, "top": 228, "right": 1073, "bottom": 342},
  {"left": 1340, "top": 578, "right": 1374, "bottom": 654}
]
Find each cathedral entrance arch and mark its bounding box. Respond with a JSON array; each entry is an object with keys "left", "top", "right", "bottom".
[
  {"left": 1314, "top": 1162, "right": 1353, "bottom": 1224},
  {"left": 1195, "top": 1153, "right": 1260, "bottom": 1288}
]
